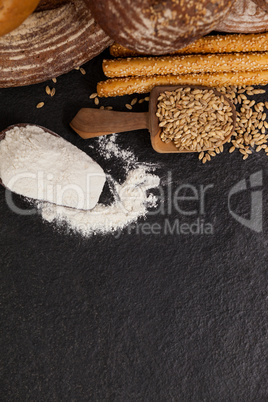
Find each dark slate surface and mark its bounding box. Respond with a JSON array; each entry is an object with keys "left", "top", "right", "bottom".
[{"left": 1, "top": 49, "right": 268, "bottom": 401}]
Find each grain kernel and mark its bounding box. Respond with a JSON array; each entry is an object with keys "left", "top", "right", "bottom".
[{"left": 131, "top": 98, "right": 137, "bottom": 106}]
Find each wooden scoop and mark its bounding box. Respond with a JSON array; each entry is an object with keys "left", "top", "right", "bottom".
[{"left": 70, "top": 85, "right": 237, "bottom": 153}]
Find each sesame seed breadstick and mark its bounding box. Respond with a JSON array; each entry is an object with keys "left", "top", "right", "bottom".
[
  {"left": 97, "top": 70, "right": 268, "bottom": 97},
  {"left": 103, "top": 52, "right": 268, "bottom": 78},
  {"left": 110, "top": 32, "right": 268, "bottom": 58}
]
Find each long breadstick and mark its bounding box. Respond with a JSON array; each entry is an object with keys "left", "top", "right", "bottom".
[
  {"left": 110, "top": 32, "right": 268, "bottom": 57},
  {"left": 97, "top": 71, "right": 268, "bottom": 97},
  {"left": 103, "top": 52, "right": 268, "bottom": 78}
]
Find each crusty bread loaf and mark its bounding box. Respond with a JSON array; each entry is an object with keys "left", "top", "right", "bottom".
[
  {"left": 216, "top": 0, "right": 268, "bottom": 32},
  {"left": 251, "top": 0, "right": 268, "bottom": 12},
  {"left": 0, "top": 0, "right": 40, "bottom": 37},
  {"left": 0, "top": 0, "right": 113, "bottom": 87},
  {"left": 84, "top": 0, "right": 235, "bottom": 55},
  {"left": 35, "top": 0, "right": 68, "bottom": 12}
]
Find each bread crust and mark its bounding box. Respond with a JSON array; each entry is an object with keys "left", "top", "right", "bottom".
[
  {"left": 0, "top": 0, "right": 40, "bottom": 37},
  {"left": 84, "top": 0, "right": 235, "bottom": 55},
  {"left": 251, "top": 0, "right": 268, "bottom": 12},
  {"left": 0, "top": 0, "right": 113, "bottom": 87},
  {"left": 35, "top": 0, "right": 68, "bottom": 12},
  {"left": 216, "top": 0, "right": 268, "bottom": 33}
]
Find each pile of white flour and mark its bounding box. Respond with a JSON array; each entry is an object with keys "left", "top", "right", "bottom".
[
  {"left": 39, "top": 167, "right": 160, "bottom": 236},
  {"left": 0, "top": 125, "right": 106, "bottom": 210},
  {"left": 0, "top": 126, "right": 160, "bottom": 237}
]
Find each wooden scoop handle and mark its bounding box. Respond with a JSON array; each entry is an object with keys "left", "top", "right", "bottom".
[{"left": 70, "top": 108, "right": 149, "bottom": 139}]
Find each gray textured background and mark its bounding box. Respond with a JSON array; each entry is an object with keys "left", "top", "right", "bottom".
[{"left": 1, "top": 50, "right": 268, "bottom": 401}]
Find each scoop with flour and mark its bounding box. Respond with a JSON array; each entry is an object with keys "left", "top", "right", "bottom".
[{"left": 0, "top": 124, "right": 106, "bottom": 210}]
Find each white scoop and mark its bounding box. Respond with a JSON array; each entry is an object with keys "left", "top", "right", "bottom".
[{"left": 0, "top": 124, "right": 106, "bottom": 210}]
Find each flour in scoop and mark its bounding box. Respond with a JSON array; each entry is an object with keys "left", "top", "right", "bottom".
[
  {"left": 0, "top": 125, "right": 106, "bottom": 210},
  {"left": 38, "top": 134, "right": 161, "bottom": 236},
  {"left": 0, "top": 125, "right": 160, "bottom": 237}
]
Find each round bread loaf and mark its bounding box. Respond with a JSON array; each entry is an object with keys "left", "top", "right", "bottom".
[
  {"left": 0, "top": 0, "right": 113, "bottom": 87},
  {"left": 84, "top": 0, "right": 235, "bottom": 55},
  {"left": 216, "top": 0, "right": 268, "bottom": 32},
  {"left": 35, "top": 0, "right": 69, "bottom": 12},
  {"left": 251, "top": 0, "right": 268, "bottom": 12},
  {"left": 0, "top": 0, "right": 40, "bottom": 37}
]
